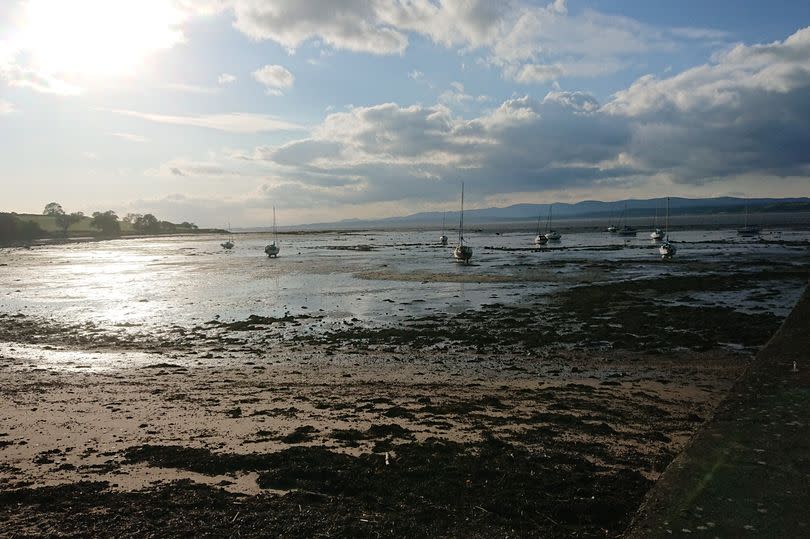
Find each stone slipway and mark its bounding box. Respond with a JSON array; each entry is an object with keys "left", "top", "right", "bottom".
[{"left": 626, "top": 282, "right": 810, "bottom": 538}]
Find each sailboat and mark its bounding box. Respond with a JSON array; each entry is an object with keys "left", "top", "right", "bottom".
[
  {"left": 606, "top": 205, "right": 618, "bottom": 232},
  {"left": 659, "top": 197, "right": 676, "bottom": 260},
  {"left": 650, "top": 204, "right": 664, "bottom": 240},
  {"left": 534, "top": 211, "right": 548, "bottom": 245},
  {"left": 439, "top": 212, "right": 448, "bottom": 245},
  {"left": 264, "top": 206, "right": 280, "bottom": 257},
  {"left": 221, "top": 222, "right": 234, "bottom": 250},
  {"left": 544, "top": 204, "right": 561, "bottom": 241},
  {"left": 737, "top": 201, "right": 761, "bottom": 236},
  {"left": 617, "top": 202, "right": 637, "bottom": 236},
  {"left": 453, "top": 183, "right": 473, "bottom": 263}
]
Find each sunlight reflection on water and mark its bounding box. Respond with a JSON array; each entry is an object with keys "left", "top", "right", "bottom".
[{"left": 0, "top": 228, "right": 808, "bottom": 333}]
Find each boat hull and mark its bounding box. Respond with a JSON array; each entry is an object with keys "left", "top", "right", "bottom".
[
  {"left": 265, "top": 243, "right": 280, "bottom": 257},
  {"left": 659, "top": 242, "right": 676, "bottom": 259},
  {"left": 453, "top": 245, "right": 472, "bottom": 263}
]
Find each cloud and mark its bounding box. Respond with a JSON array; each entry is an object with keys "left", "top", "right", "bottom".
[
  {"left": 0, "top": 100, "right": 15, "bottom": 114},
  {"left": 252, "top": 64, "right": 294, "bottom": 95},
  {"left": 0, "top": 63, "right": 83, "bottom": 95},
  {"left": 669, "top": 27, "right": 731, "bottom": 41},
  {"left": 218, "top": 73, "right": 237, "bottom": 84},
  {"left": 231, "top": 93, "right": 632, "bottom": 207},
  {"left": 232, "top": 0, "right": 408, "bottom": 55},
  {"left": 107, "top": 109, "right": 303, "bottom": 133},
  {"left": 221, "top": 1, "right": 684, "bottom": 85},
  {"left": 165, "top": 82, "right": 220, "bottom": 94},
  {"left": 605, "top": 26, "right": 810, "bottom": 182},
  {"left": 149, "top": 158, "right": 250, "bottom": 178},
  {"left": 514, "top": 64, "right": 564, "bottom": 83},
  {"left": 112, "top": 132, "right": 150, "bottom": 143},
  {"left": 218, "top": 28, "right": 810, "bottom": 210}
]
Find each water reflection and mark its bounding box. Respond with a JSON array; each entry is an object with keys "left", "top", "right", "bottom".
[{"left": 0, "top": 228, "right": 807, "bottom": 334}]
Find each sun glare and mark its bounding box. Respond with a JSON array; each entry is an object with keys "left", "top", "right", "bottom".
[{"left": 18, "top": 0, "right": 184, "bottom": 79}]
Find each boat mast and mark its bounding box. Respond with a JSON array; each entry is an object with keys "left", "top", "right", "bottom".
[
  {"left": 665, "top": 197, "right": 670, "bottom": 240},
  {"left": 546, "top": 204, "right": 553, "bottom": 233},
  {"left": 744, "top": 201, "right": 749, "bottom": 228},
  {"left": 458, "top": 182, "right": 465, "bottom": 245},
  {"left": 273, "top": 206, "right": 277, "bottom": 242}
]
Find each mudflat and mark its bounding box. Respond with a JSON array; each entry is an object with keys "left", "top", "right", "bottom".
[{"left": 1, "top": 236, "right": 808, "bottom": 537}]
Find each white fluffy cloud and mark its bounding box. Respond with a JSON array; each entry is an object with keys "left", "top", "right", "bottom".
[
  {"left": 233, "top": 0, "right": 408, "bottom": 55},
  {"left": 220, "top": 0, "right": 714, "bottom": 84},
  {"left": 606, "top": 26, "right": 810, "bottom": 182},
  {"left": 252, "top": 64, "right": 294, "bottom": 95},
  {"left": 182, "top": 26, "right": 810, "bottom": 210},
  {"left": 231, "top": 92, "right": 631, "bottom": 207}
]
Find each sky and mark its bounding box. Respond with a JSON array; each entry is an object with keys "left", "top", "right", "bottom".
[{"left": 1, "top": 0, "right": 809, "bottom": 227}]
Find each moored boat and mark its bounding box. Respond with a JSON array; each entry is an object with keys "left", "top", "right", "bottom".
[
  {"left": 659, "top": 197, "right": 677, "bottom": 259},
  {"left": 264, "top": 207, "right": 280, "bottom": 258},
  {"left": 453, "top": 183, "right": 473, "bottom": 263}
]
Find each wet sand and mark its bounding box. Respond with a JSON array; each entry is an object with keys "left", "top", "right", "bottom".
[
  {"left": 627, "top": 283, "right": 810, "bottom": 538},
  {"left": 1, "top": 347, "right": 744, "bottom": 537},
  {"left": 1, "top": 248, "right": 808, "bottom": 537}
]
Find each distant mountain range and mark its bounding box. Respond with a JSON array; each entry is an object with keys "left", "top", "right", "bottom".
[{"left": 280, "top": 196, "right": 810, "bottom": 230}]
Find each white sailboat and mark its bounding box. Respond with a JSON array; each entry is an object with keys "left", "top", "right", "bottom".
[
  {"left": 221, "top": 222, "right": 234, "bottom": 250},
  {"left": 737, "top": 201, "right": 761, "bottom": 236},
  {"left": 617, "top": 202, "right": 637, "bottom": 236},
  {"left": 659, "top": 197, "right": 676, "bottom": 260},
  {"left": 544, "top": 204, "right": 561, "bottom": 241},
  {"left": 534, "top": 211, "right": 548, "bottom": 245},
  {"left": 453, "top": 183, "right": 473, "bottom": 263},
  {"left": 650, "top": 204, "right": 664, "bottom": 240},
  {"left": 606, "top": 205, "right": 618, "bottom": 232},
  {"left": 264, "top": 206, "right": 280, "bottom": 258},
  {"left": 439, "top": 212, "right": 448, "bottom": 245}
]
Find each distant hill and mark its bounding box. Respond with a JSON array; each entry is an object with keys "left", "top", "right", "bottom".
[{"left": 287, "top": 196, "right": 810, "bottom": 230}]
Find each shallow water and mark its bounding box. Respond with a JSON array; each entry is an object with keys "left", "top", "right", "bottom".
[{"left": 1, "top": 228, "right": 808, "bottom": 334}]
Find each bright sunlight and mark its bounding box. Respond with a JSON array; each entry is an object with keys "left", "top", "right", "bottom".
[{"left": 16, "top": 0, "right": 184, "bottom": 79}]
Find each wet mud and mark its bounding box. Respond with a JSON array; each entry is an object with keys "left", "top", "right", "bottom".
[{"left": 1, "top": 255, "right": 808, "bottom": 537}]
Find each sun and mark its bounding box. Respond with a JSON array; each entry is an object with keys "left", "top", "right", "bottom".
[{"left": 17, "top": 0, "right": 185, "bottom": 79}]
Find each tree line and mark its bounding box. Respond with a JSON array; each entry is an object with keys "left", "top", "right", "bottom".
[
  {"left": 42, "top": 202, "right": 198, "bottom": 236},
  {"left": 0, "top": 202, "right": 200, "bottom": 244}
]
